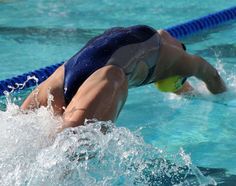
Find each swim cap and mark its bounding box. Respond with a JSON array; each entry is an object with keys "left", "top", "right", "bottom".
[{"left": 155, "top": 76, "right": 187, "bottom": 92}]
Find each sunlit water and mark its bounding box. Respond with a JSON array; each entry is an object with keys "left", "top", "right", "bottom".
[{"left": 1, "top": 1, "right": 236, "bottom": 185}]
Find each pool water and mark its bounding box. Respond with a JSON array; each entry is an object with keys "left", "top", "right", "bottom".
[{"left": 1, "top": 0, "right": 236, "bottom": 185}]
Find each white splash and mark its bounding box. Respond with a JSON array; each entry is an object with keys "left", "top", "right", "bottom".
[
  {"left": 0, "top": 97, "right": 216, "bottom": 186},
  {"left": 7, "top": 76, "right": 39, "bottom": 93}
]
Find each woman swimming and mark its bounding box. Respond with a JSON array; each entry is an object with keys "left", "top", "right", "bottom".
[{"left": 21, "top": 25, "right": 227, "bottom": 129}]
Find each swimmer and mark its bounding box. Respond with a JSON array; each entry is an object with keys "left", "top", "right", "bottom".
[{"left": 21, "top": 25, "right": 227, "bottom": 129}]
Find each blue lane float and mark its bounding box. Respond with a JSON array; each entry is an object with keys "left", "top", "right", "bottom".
[
  {"left": 0, "top": 6, "right": 236, "bottom": 96},
  {"left": 0, "top": 62, "right": 63, "bottom": 95},
  {"left": 166, "top": 6, "right": 236, "bottom": 39}
]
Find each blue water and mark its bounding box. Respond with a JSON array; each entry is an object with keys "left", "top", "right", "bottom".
[{"left": 1, "top": 1, "right": 236, "bottom": 185}]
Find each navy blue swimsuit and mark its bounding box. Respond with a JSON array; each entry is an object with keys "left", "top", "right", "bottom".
[{"left": 64, "top": 25, "right": 159, "bottom": 105}]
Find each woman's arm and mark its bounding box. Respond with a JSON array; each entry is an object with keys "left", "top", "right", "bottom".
[{"left": 178, "top": 54, "right": 227, "bottom": 94}]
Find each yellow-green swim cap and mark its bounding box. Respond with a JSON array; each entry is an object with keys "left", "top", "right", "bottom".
[{"left": 155, "top": 76, "right": 187, "bottom": 92}]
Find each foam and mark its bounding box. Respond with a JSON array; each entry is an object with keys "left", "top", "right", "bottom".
[{"left": 0, "top": 98, "right": 215, "bottom": 185}]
